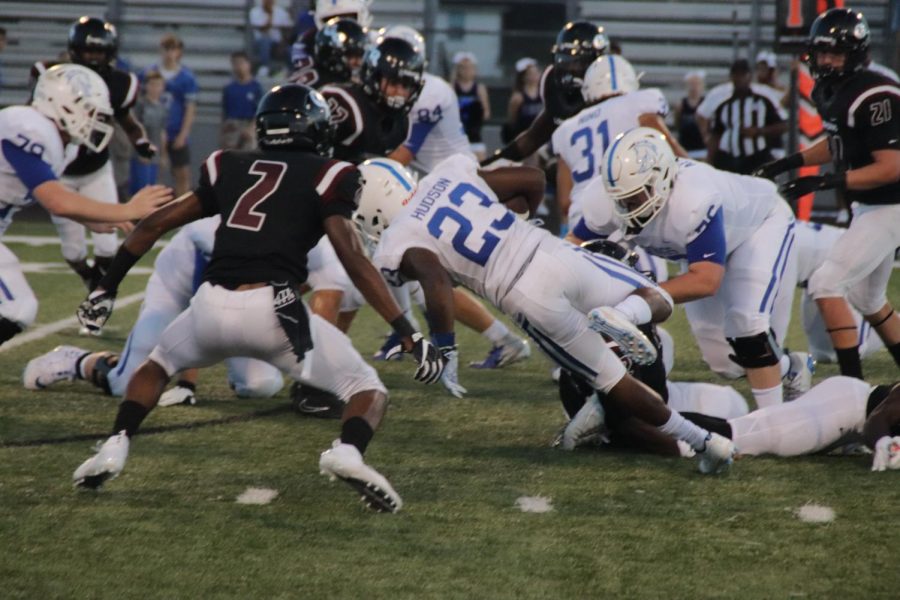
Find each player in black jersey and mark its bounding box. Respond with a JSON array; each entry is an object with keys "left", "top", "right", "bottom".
[
  {"left": 320, "top": 37, "right": 424, "bottom": 163},
  {"left": 289, "top": 18, "right": 368, "bottom": 88},
  {"left": 482, "top": 21, "right": 608, "bottom": 166},
  {"left": 31, "top": 17, "right": 155, "bottom": 291},
  {"left": 71, "top": 84, "right": 444, "bottom": 513},
  {"left": 756, "top": 8, "right": 900, "bottom": 379}
]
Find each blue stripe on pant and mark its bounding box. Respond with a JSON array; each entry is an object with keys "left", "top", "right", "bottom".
[
  {"left": 759, "top": 221, "right": 796, "bottom": 313},
  {"left": 520, "top": 317, "right": 598, "bottom": 382}
]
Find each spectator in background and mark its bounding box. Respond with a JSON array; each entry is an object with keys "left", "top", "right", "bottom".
[
  {"left": 504, "top": 58, "right": 542, "bottom": 156},
  {"left": 708, "top": 59, "right": 787, "bottom": 174},
  {"left": 674, "top": 69, "right": 706, "bottom": 159},
  {"left": 221, "top": 51, "right": 263, "bottom": 150},
  {"left": 755, "top": 50, "right": 785, "bottom": 91},
  {"left": 143, "top": 33, "right": 198, "bottom": 197},
  {"left": 250, "top": 0, "right": 293, "bottom": 76},
  {"left": 130, "top": 70, "right": 168, "bottom": 195},
  {"left": 451, "top": 51, "right": 490, "bottom": 160}
]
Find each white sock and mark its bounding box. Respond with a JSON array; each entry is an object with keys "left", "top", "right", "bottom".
[
  {"left": 613, "top": 295, "right": 652, "bottom": 325},
  {"left": 658, "top": 410, "right": 710, "bottom": 452},
  {"left": 752, "top": 383, "right": 783, "bottom": 409},
  {"left": 482, "top": 319, "right": 510, "bottom": 344}
]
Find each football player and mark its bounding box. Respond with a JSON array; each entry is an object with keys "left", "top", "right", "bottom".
[
  {"left": 70, "top": 84, "right": 444, "bottom": 513},
  {"left": 569, "top": 127, "right": 807, "bottom": 408},
  {"left": 289, "top": 0, "right": 372, "bottom": 86},
  {"left": 31, "top": 17, "right": 156, "bottom": 292},
  {"left": 356, "top": 152, "right": 737, "bottom": 474},
  {"left": 756, "top": 8, "right": 900, "bottom": 379},
  {"left": 0, "top": 64, "right": 171, "bottom": 348},
  {"left": 553, "top": 54, "right": 688, "bottom": 229},
  {"left": 482, "top": 21, "right": 608, "bottom": 166},
  {"left": 23, "top": 216, "right": 284, "bottom": 403},
  {"left": 290, "top": 17, "right": 368, "bottom": 88}
]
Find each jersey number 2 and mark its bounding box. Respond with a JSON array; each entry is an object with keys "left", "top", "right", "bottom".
[{"left": 226, "top": 160, "right": 287, "bottom": 232}]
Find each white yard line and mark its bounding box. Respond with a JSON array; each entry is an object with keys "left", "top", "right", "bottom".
[
  {"left": 19, "top": 262, "right": 153, "bottom": 275},
  {"left": 3, "top": 234, "right": 169, "bottom": 249},
  {"left": 0, "top": 292, "right": 145, "bottom": 353}
]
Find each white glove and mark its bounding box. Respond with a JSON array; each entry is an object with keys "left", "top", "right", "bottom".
[
  {"left": 158, "top": 385, "right": 197, "bottom": 407},
  {"left": 871, "top": 436, "right": 900, "bottom": 472},
  {"left": 77, "top": 288, "right": 116, "bottom": 333},
  {"left": 439, "top": 346, "right": 467, "bottom": 398}
]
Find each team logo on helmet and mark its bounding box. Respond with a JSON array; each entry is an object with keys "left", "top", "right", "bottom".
[
  {"left": 853, "top": 21, "right": 869, "bottom": 40},
  {"left": 632, "top": 140, "right": 659, "bottom": 174},
  {"left": 63, "top": 68, "right": 94, "bottom": 95}
]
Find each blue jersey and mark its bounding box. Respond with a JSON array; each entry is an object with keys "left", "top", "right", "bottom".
[
  {"left": 222, "top": 79, "right": 264, "bottom": 120},
  {"left": 144, "top": 65, "right": 199, "bottom": 138}
]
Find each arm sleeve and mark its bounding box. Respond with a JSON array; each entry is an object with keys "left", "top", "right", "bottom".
[
  {"left": 184, "top": 73, "right": 199, "bottom": 104},
  {"left": 571, "top": 217, "right": 607, "bottom": 242},
  {"left": 684, "top": 207, "right": 726, "bottom": 265},
  {"left": 855, "top": 91, "right": 900, "bottom": 151},
  {"left": 403, "top": 119, "right": 438, "bottom": 155},
  {"left": 315, "top": 161, "right": 362, "bottom": 219},
  {"left": 1, "top": 139, "right": 57, "bottom": 192}
]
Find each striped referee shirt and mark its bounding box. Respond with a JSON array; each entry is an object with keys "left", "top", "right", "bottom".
[{"left": 713, "top": 91, "right": 786, "bottom": 157}]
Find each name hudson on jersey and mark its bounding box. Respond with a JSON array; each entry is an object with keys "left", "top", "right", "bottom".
[{"left": 410, "top": 177, "right": 451, "bottom": 221}]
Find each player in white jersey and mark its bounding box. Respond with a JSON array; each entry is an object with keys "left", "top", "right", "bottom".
[
  {"left": 794, "top": 221, "right": 883, "bottom": 363},
  {"left": 553, "top": 55, "right": 687, "bottom": 229},
  {"left": 569, "top": 127, "right": 805, "bottom": 409},
  {"left": 23, "top": 216, "right": 284, "bottom": 401},
  {"left": 358, "top": 152, "right": 737, "bottom": 474},
  {"left": 0, "top": 64, "right": 171, "bottom": 347}
]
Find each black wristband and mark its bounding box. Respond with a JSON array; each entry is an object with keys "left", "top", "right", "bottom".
[
  {"left": 390, "top": 315, "right": 416, "bottom": 339},
  {"left": 96, "top": 246, "right": 141, "bottom": 293},
  {"left": 783, "top": 152, "right": 804, "bottom": 171},
  {"left": 824, "top": 171, "right": 846, "bottom": 191}
]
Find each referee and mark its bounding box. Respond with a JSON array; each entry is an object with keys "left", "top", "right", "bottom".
[
  {"left": 708, "top": 59, "right": 787, "bottom": 174},
  {"left": 756, "top": 8, "right": 900, "bottom": 378}
]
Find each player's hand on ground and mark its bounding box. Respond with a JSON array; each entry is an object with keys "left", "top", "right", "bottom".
[
  {"left": 77, "top": 288, "right": 116, "bottom": 333},
  {"left": 158, "top": 384, "right": 197, "bottom": 407},
  {"left": 871, "top": 436, "right": 900, "bottom": 472},
  {"left": 438, "top": 345, "right": 467, "bottom": 398},
  {"left": 385, "top": 332, "right": 445, "bottom": 383},
  {"left": 125, "top": 184, "right": 174, "bottom": 220}
]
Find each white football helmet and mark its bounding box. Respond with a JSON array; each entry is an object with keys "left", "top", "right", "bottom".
[
  {"left": 582, "top": 55, "right": 640, "bottom": 103},
  {"left": 354, "top": 158, "right": 417, "bottom": 242},
  {"left": 315, "top": 0, "right": 373, "bottom": 28},
  {"left": 602, "top": 127, "right": 677, "bottom": 230},
  {"left": 377, "top": 24, "right": 425, "bottom": 54},
  {"left": 32, "top": 64, "right": 114, "bottom": 153}
]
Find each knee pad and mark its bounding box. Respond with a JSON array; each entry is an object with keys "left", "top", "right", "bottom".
[
  {"left": 727, "top": 330, "right": 783, "bottom": 369},
  {"left": 0, "top": 317, "right": 23, "bottom": 346},
  {"left": 230, "top": 373, "right": 284, "bottom": 398},
  {"left": 91, "top": 353, "right": 119, "bottom": 395}
]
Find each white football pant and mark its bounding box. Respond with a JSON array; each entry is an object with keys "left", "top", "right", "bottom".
[{"left": 54, "top": 163, "right": 119, "bottom": 262}]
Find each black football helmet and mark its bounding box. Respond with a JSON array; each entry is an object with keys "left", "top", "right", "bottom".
[
  {"left": 68, "top": 16, "right": 118, "bottom": 73},
  {"left": 580, "top": 239, "right": 639, "bottom": 268},
  {"left": 314, "top": 17, "right": 369, "bottom": 82},
  {"left": 360, "top": 37, "right": 425, "bottom": 113},
  {"left": 552, "top": 21, "right": 609, "bottom": 93},
  {"left": 806, "top": 8, "right": 870, "bottom": 83},
  {"left": 255, "top": 84, "right": 336, "bottom": 155}
]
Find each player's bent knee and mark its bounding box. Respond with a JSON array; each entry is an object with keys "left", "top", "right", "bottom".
[
  {"left": 727, "top": 330, "right": 782, "bottom": 369},
  {"left": 230, "top": 372, "right": 284, "bottom": 398},
  {"left": 807, "top": 262, "right": 847, "bottom": 300}
]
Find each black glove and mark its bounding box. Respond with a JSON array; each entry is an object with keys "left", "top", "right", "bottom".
[
  {"left": 778, "top": 172, "right": 846, "bottom": 201},
  {"left": 752, "top": 153, "right": 803, "bottom": 180},
  {"left": 77, "top": 289, "right": 117, "bottom": 333},
  {"left": 385, "top": 332, "right": 445, "bottom": 384},
  {"left": 135, "top": 138, "right": 157, "bottom": 160}
]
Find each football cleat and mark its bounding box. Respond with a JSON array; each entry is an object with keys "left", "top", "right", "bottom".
[
  {"left": 73, "top": 431, "right": 130, "bottom": 489},
  {"left": 783, "top": 351, "right": 815, "bottom": 401},
  {"left": 559, "top": 394, "right": 607, "bottom": 450},
  {"left": 372, "top": 332, "right": 404, "bottom": 361},
  {"left": 290, "top": 382, "right": 344, "bottom": 419},
  {"left": 158, "top": 385, "right": 197, "bottom": 407},
  {"left": 871, "top": 436, "right": 900, "bottom": 472},
  {"left": 696, "top": 433, "right": 735, "bottom": 475},
  {"left": 469, "top": 336, "right": 531, "bottom": 369},
  {"left": 588, "top": 306, "right": 657, "bottom": 366},
  {"left": 23, "top": 345, "right": 88, "bottom": 390},
  {"left": 319, "top": 440, "right": 403, "bottom": 513}
]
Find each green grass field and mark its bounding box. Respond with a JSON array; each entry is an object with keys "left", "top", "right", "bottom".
[{"left": 1, "top": 220, "right": 898, "bottom": 599}]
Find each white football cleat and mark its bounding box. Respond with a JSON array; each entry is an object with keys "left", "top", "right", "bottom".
[
  {"left": 319, "top": 440, "right": 403, "bottom": 513},
  {"left": 158, "top": 385, "right": 197, "bottom": 407},
  {"left": 588, "top": 307, "right": 657, "bottom": 366},
  {"left": 23, "top": 345, "right": 88, "bottom": 390},
  {"left": 696, "top": 433, "right": 735, "bottom": 475},
  {"left": 73, "top": 431, "right": 130, "bottom": 489},
  {"left": 783, "top": 351, "right": 815, "bottom": 400},
  {"left": 871, "top": 436, "right": 900, "bottom": 472},
  {"left": 469, "top": 336, "right": 531, "bottom": 369},
  {"left": 559, "top": 394, "right": 607, "bottom": 450}
]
